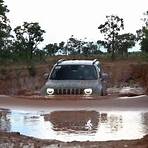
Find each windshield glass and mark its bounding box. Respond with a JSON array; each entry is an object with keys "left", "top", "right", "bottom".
[{"left": 50, "top": 65, "right": 97, "bottom": 80}]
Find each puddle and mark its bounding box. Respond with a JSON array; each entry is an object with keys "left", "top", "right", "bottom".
[{"left": 0, "top": 109, "right": 148, "bottom": 142}]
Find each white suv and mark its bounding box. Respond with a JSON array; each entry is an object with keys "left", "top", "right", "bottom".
[{"left": 41, "top": 59, "right": 108, "bottom": 96}]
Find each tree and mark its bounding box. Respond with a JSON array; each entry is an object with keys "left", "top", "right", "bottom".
[
  {"left": 0, "top": 0, "right": 12, "bottom": 60},
  {"left": 13, "top": 22, "right": 45, "bottom": 62},
  {"left": 58, "top": 41, "right": 66, "bottom": 55},
  {"left": 44, "top": 43, "right": 58, "bottom": 56},
  {"left": 59, "top": 41, "right": 65, "bottom": 50},
  {"left": 140, "top": 29, "right": 148, "bottom": 52},
  {"left": 136, "top": 10, "right": 148, "bottom": 52},
  {"left": 141, "top": 10, "right": 148, "bottom": 27},
  {"left": 82, "top": 41, "right": 100, "bottom": 55},
  {"left": 97, "top": 40, "right": 109, "bottom": 51},
  {"left": 116, "top": 33, "right": 136, "bottom": 57},
  {"left": 66, "top": 35, "right": 85, "bottom": 55},
  {"left": 98, "top": 15, "right": 124, "bottom": 59}
]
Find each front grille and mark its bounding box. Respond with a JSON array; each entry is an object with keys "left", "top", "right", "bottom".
[{"left": 54, "top": 88, "right": 84, "bottom": 95}]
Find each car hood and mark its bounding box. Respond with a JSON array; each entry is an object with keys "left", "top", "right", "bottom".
[{"left": 45, "top": 80, "right": 100, "bottom": 89}]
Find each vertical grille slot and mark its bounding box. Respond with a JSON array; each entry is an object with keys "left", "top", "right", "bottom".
[{"left": 54, "top": 88, "right": 83, "bottom": 95}]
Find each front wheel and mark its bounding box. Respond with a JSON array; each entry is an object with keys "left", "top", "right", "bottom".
[
  {"left": 100, "top": 88, "right": 107, "bottom": 96},
  {"left": 100, "top": 89, "right": 104, "bottom": 96}
]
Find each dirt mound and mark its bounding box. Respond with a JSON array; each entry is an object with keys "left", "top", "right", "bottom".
[
  {"left": 0, "top": 65, "right": 48, "bottom": 95},
  {"left": 0, "top": 132, "right": 148, "bottom": 148},
  {"left": 119, "top": 87, "right": 145, "bottom": 97}
]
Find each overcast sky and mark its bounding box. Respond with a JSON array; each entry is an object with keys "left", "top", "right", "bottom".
[{"left": 5, "top": 0, "right": 148, "bottom": 46}]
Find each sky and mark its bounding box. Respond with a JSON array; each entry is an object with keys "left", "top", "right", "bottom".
[{"left": 4, "top": 0, "right": 148, "bottom": 47}]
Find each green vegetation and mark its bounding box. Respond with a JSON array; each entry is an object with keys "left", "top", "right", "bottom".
[
  {"left": 136, "top": 11, "right": 148, "bottom": 53},
  {"left": 98, "top": 15, "right": 124, "bottom": 59},
  {"left": 13, "top": 22, "right": 45, "bottom": 64},
  {"left": 0, "top": 0, "right": 12, "bottom": 62},
  {"left": 0, "top": 0, "right": 148, "bottom": 64}
]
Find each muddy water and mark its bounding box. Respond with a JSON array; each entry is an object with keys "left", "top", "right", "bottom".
[{"left": 0, "top": 109, "right": 148, "bottom": 142}]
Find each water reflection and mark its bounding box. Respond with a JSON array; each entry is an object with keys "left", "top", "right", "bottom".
[
  {"left": 141, "top": 112, "right": 148, "bottom": 134},
  {"left": 44, "top": 111, "right": 99, "bottom": 134},
  {"left": 0, "top": 109, "right": 148, "bottom": 142},
  {"left": 108, "top": 114, "right": 123, "bottom": 132},
  {"left": 0, "top": 109, "right": 11, "bottom": 131},
  {"left": 45, "top": 111, "right": 123, "bottom": 134}
]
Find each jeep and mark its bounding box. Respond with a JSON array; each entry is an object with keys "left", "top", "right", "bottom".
[{"left": 41, "top": 59, "right": 107, "bottom": 96}]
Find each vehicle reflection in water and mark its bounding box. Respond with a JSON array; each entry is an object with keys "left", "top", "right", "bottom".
[
  {"left": 46, "top": 111, "right": 124, "bottom": 141},
  {"left": 0, "top": 109, "right": 148, "bottom": 142},
  {"left": 44, "top": 111, "right": 99, "bottom": 134}
]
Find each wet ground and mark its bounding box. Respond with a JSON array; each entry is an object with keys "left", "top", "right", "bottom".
[{"left": 0, "top": 95, "right": 148, "bottom": 147}]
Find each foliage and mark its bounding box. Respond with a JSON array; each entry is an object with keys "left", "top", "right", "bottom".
[
  {"left": 0, "top": 0, "right": 12, "bottom": 60},
  {"left": 141, "top": 29, "right": 148, "bottom": 52},
  {"left": 128, "top": 52, "right": 148, "bottom": 61},
  {"left": 98, "top": 15, "right": 124, "bottom": 59},
  {"left": 65, "top": 35, "right": 85, "bottom": 55},
  {"left": 65, "top": 36, "right": 102, "bottom": 55},
  {"left": 82, "top": 41, "right": 102, "bottom": 55},
  {"left": 115, "top": 33, "right": 136, "bottom": 57},
  {"left": 142, "top": 10, "right": 148, "bottom": 27},
  {"left": 13, "top": 22, "right": 45, "bottom": 63},
  {"left": 44, "top": 36, "right": 102, "bottom": 56},
  {"left": 136, "top": 10, "right": 148, "bottom": 52},
  {"left": 0, "top": 1, "right": 148, "bottom": 63},
  {"left": 44, "top": 43, "right": 59, "bottom": 56}
]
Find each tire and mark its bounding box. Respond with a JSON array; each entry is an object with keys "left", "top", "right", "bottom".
[{"left": 100, "top": 89, "right": 104, "bottom": 96}]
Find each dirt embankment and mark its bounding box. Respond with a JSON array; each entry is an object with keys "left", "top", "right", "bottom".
[
  {"left": 0, "top": 65, "right": 49, "bottom": 95},
  {"left": 0, "top": 132, "right": 148, "bottom": 148},
  {"left": 0, "top": 60, "right": 148, "bottom": 95}
]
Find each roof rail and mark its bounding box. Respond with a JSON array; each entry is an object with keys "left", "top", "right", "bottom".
[
  {"left": 57, "top": 59, "right": 65, "bottom": 64},
  {"left": 93, "top": 59, "right": 98, "bottom": 64}
]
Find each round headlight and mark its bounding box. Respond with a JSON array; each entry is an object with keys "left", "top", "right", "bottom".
[
  {"left": 84, "top": 88, "right": 92, "bottom": 95},
  {"left": 46, "top": 88, "right": 54, "bottom": 95}
]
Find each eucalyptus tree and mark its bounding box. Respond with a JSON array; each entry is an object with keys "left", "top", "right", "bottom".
[
  {"left": 142, "top": 10, "right": 148, "bottom": 27},
  {"left": 82, "top": 42, "right": 99, "bottom": 55},
  {"left": 116, "top": 33, "right": 136, "bottom": 57},
  {"left": 98, "top": 15, "right": 124, "bottom": 59},
  {"left": 58, "top": 41, "right": 65, "bottom": 54},
  {"left": 44, "top": 43, "right": 58, "bottom": 56},
  {"left": 13, "top": 22, "right": 45, "bottom": 62},
  {"left": 136, "top": 11, "right": 148, "bottom": 53},
  {"left": 140, "top": 11, "right": 148, "bottom": 53},
  {"left": 66, "top": 35, "right": 86, "bottom": 55},
  {"left": 0, "top": 0, "right": 12, "bottom": 60},
  {"left": 140, "top": 29, "right": 148, "bottom": 52}
]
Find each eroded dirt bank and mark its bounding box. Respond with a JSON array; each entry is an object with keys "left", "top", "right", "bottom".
[{"left": 0, "top": 132, "right": 148, "bottom": 148}]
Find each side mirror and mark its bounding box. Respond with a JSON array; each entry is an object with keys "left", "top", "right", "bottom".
[
  {"left": 101, "top": 73, "right": 108, "bottom": 80},
  {"left": 43, "top": 73, "right": 49, "bottom": 80}
]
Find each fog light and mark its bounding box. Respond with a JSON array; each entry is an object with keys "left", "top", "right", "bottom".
[
  {"left": 46, "top": 88, "right": 54, "bottom": 95},
  {"left": 84, "top": 88, "right": 92, "bottom": 95}
]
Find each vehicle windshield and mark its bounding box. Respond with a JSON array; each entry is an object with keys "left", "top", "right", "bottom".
[{"left": 50, "top": 65, "right": 97, "bottom": 80}]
